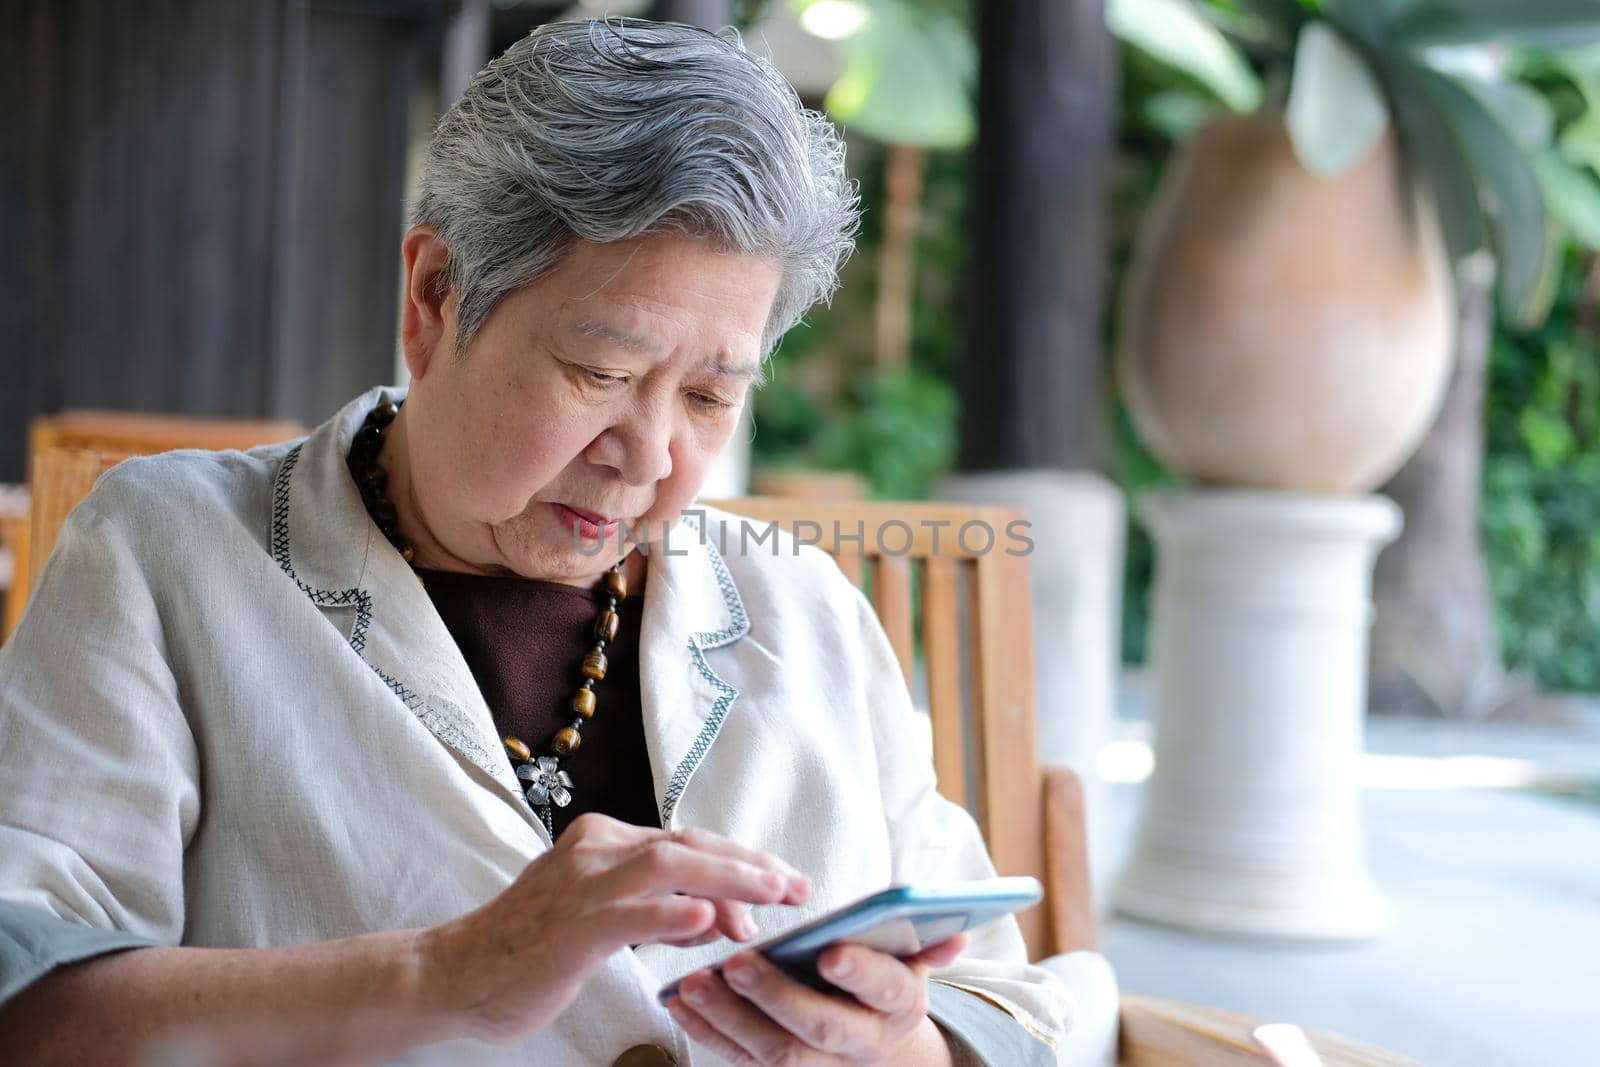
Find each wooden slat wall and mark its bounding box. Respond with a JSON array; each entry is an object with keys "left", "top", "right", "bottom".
[{"left": 0, "top": 1, "right": 425, "bottom": 485}]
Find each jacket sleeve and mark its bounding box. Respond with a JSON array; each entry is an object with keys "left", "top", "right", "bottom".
[
  {"left": 846, "top": 580, "right": 1076, "bottom": 1066},
  {"left": 0, "top": 901, "right": 160, "bottom": 1004},
  {"left": 0, "top": 472, "right": 200, "bottom": 1008}
]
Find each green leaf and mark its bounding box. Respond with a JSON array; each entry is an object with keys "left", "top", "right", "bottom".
[
  {"left": 1413, "top": 65, "right": 1552, "bottom": 325},
  {"left": 1375, "top": 54, "right": 1489, "bottom": 258},
  {"left": 821, "top": 0, "right": 976, "bottom": 148},
  {"left": 1519, "top": 404, "right": 1577, "bottom": 466},
  {"left": 1532, "top": 148, "right": 1600, "bottom": 246},
  {"left": 1142, "top": 88, "right": 1223, "bottom": 137},
  {"left": 1393, "top": 1, "right": 1600, "bottom": 49},
  {"left": 1457, "top": 74, "right": 1557, "bottom": 151},
  {"left": 1285, "top": 21, "right": 1391, "bottom": 175},
  {"left": 1546, "top": 46, "right": 1600, "bottom": 169},
  {"left": 1326, "top": 0, "right": 1422, "bottom": 44},
  {"left": 1192, "top": 0, "right": 1311, "bottom": 54},
  {"left": 1559, "top": 108, "right": 1600, "bottom": 170},
  {"left": 1109, "top": 0, "right": 1265, "bottom": 111}
]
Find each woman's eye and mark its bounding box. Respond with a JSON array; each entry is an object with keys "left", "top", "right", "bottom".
[
  {"left": 689, "top": 392, "right": 733, "bottom": 410},
  {"left": 582, "top": 368, "right": 627, "bottom": 387}
]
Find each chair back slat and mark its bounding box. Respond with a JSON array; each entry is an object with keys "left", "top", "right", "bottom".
[
  {"left": 968, "top": 549, "right": 1043, "bottom": 920},
  {"left": 706, "top": 497, "right": 1049, "bottom": 957},
  {"left": 834, "top": 552, "right": 863, "bottom": 586},
  {"left": 867, "top": 554, "right": 914, "bottom": 689},
  {"left": 919, "top": 556, "right": 968, "bottom": 810}
]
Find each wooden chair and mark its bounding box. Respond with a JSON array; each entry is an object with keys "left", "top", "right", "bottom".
[
  {"left": 27, "top": 409, "right": 308, "bottom": 459},
  {"left": 706, "top": 497, "right": 1086, "bottom": 961},
  {"left": 13, "top": 464, "right": 1420, "bottom": 1065},
  {"left": 2, "top": 412, "right": 306, "bottom": 639},
  {"left": 708, "top": 497, "right": 1422, "bottom": 1067}
]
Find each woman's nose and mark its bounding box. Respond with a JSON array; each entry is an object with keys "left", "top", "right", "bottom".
[{"left": 603, "top": 408, "right": 674, "bottom": 487}]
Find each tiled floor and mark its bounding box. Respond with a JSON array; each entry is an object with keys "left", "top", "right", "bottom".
[{"left": 1095, "top": 707, "right": 1600, "bottom": 1066}]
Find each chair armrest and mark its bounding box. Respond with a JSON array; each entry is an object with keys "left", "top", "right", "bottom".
[
  {"left": 1043, "top": 765, "right": 1098, "bottom": 955},
  {"left": 1117, "top": 994, "right": 1426, "bottom": 1066}
]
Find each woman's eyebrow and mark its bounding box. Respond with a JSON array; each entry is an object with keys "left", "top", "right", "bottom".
[
  {"left": 572, "top": 320, "right": 765, "bottom": 385},
  {"left": 571, "top": 320, "right": 661, "bottom": 354},
  {"left": 712, "top": 359, "right": 765, "bottom": 384}
]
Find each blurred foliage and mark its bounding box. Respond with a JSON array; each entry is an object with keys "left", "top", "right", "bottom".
[
  {"left": 1483, "top": 246, "right": 1600, "bottom": 691},
  {"left": 753, "top": 1, "right": 1600, "bottom": 689},
  {"left": 753, "top": 139, "right": 967, "bottom": 499},
  {"left": 789, "top": 0, "right": 977, "bottom": 148}
]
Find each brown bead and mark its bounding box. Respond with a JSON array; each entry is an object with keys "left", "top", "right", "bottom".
[
  {"left": 582, "top": 649, "right": 608, "bottom": 681},
  {"left": 604, "top": 568, "right": 629, "bottom": 602},
  {"left": 595, "top": 610, "right": 620, "bottom": 642},
  {"left": 551, "top": 726, "right": 582, "bottom": 756},
  {"left": 371, "top": 401, "right": 400, "bottom": 426},
  {"left": 571, "top": 688, "right": 596, "bottom": 719},
  {"left": 503, "top": 736, "right": 531, "bottom": 763},
  {"left": 399, "top": 544, "right": 415, "bottom": 564}
]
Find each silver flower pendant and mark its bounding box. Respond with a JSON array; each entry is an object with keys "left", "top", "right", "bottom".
[{"left": 517, "top": 755, "right": 574, "bottom": 808}]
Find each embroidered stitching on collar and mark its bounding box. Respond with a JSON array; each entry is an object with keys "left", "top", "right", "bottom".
[
  {"left": 689, "top": 511, "right": 749, "bottom": 650},
  {"left": 661, "top": 512, "right": 751, "bottom": 823},
  {"left": 660, "top": 643, "right": 739, "bottom": 826},
  {"left": 271, "top": 445, "right": 501, "bottom": 781}
]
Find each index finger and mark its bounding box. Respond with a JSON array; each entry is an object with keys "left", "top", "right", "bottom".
[
  {"left": 660, "top": 826, "right": 811, "bottom": 905},
  {"left": 596, "top": 839, "right": 796, "bottom": 907}
]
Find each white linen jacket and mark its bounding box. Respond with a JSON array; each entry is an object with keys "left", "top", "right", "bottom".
[{"left": 0, "top": 387, "right": 1076, "bottom": 1065}]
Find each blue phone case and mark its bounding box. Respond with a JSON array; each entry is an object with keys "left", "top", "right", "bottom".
[{"left": 657, "top": 876, "right": 1041, "bottom": 1003}]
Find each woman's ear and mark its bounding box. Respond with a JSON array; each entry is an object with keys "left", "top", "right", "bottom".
[{"left": 399, "top": 225, "right": 457, "bottom": 381}]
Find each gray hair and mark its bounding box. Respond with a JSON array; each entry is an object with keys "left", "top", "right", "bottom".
[{"left": 410, "top": 16, "right": 861, "bottom": 362}]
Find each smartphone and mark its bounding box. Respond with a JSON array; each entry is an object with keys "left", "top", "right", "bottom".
[{"left": 657, "top": 876, "right": 1042, "bottom": 1003}]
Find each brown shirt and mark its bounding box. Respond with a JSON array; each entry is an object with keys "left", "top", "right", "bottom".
[{"left": 418, "top": 568, "right": 659, "bottom": 838}]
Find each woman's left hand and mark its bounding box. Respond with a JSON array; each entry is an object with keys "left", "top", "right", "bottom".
[{"left": 665, "top": 933, "right": 969, "bottom": 1066}]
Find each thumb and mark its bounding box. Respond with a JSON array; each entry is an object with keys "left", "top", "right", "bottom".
[{"left": 911, "top": 932, "right": 969, "bottom": 970}]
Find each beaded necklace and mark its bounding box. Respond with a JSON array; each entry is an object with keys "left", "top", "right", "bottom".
[{"left": 346, "top": 400, "right": 629, "bottom": 835}]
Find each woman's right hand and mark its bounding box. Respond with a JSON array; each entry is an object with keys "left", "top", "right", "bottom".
[{"left": 411, "top": 814, "right": 811, "bottom": 1046}]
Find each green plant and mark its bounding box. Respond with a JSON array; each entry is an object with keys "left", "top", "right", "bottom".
[
  {"left": 753, "top": 358, "right": 959, "bottom": 500},
  {"left": 787, "top": 0, "right": 976, "bottom": 148},
  {"left": 1483, "top": 243, "right": 1600, "bottom": 691},
  {"left": 1109, "top": 0, "right": 1600, "bottom": 326}
]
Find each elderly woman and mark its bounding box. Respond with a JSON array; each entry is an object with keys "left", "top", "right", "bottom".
[{"left": 0, "top": 18, "right": 1081, "bottom": 1067}]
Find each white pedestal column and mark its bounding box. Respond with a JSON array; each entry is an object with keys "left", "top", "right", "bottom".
[
  {"left": 1115, "top": 489, "right": 1399, "bottom": 940},
  {"left": 937, "top": 469, "right": 1125, "bottom": 911}
]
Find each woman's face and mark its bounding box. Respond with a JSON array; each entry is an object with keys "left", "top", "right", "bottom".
[{"left": 397, "top": 230, "right": 781, "bottom": 583}]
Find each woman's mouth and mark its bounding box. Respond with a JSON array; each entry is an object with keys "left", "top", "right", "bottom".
[{"left": 557, "top": 503, "right": 621, "bottom": 541}]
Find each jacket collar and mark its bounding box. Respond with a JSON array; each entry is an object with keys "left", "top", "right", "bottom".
[{"left": 271, "top": 387, "right": 750, "bottom": 836}]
